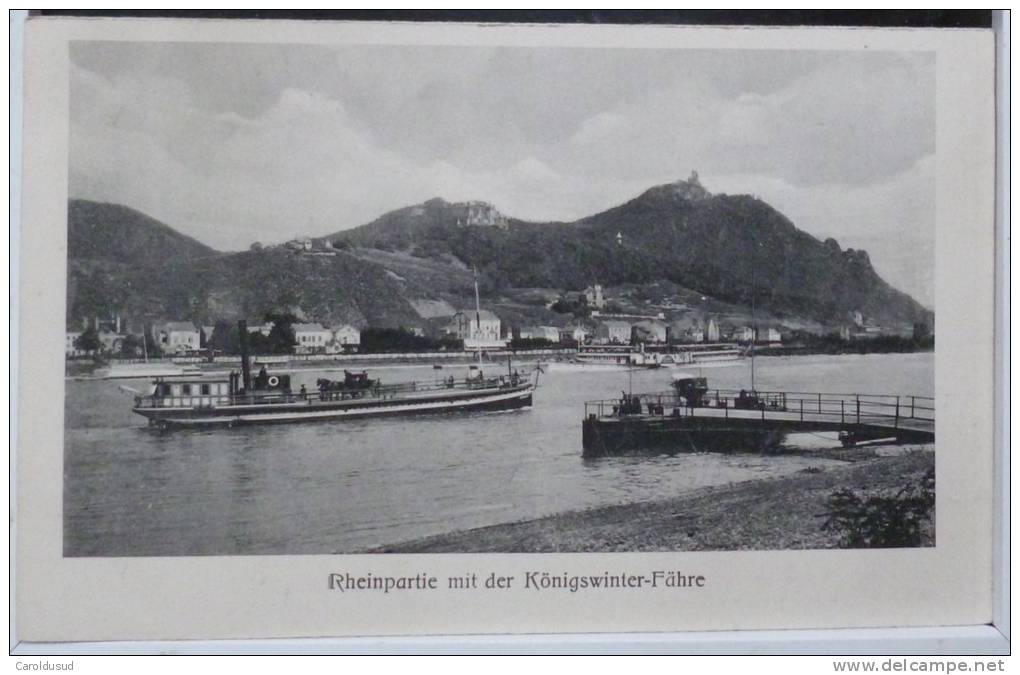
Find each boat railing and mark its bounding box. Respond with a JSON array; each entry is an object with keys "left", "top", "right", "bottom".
[{"left": 583, "top": 389, "right": 935, "bottom": 427}]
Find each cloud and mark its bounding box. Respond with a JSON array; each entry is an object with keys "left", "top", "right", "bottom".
[
  {"left": 569, "top": 112, "right": 627, "bottom": 146},
  {"left": 68, "top": 44, "right": 934, "bottom": 305}
]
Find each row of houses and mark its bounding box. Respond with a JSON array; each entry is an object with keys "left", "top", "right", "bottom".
[
  {"left": 66, "top": 318, "right": 363, "bottom": 357},
  {"left": 436, "top": 308, "right": 782, "bottom": 349},
  {"left": 67, "top": 307, "right": 785, "bottom": 358},
  {"left": 590, "top": 318, "right": 782, "bottom": 345}
]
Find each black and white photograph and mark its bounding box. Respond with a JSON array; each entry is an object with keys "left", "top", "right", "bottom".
[
  {"left": 13, "top": 12, "right": 1003, "bottom": 649},
  {"left": 60, "top": 37, "right": 941, "bottom": 558}
]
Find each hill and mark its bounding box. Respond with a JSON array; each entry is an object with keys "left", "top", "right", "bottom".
[
  {"left": 325, "top": 176, "right": 932, "bottom": 328},
  {"left": 66, "top": 201, "right": 422, "bottom": 329},
  {"left": 68, "top": 200, "right": 218, "bottom": 266},
  {"left": 66, "top": 175, "right": 933, "bottom": 335}
]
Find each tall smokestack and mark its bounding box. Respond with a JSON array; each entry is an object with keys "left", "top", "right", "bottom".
[{"left": 238, "top": 320, "right": 252, "bottom": 391}]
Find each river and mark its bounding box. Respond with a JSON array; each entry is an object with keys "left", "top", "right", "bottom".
[{"left": 63, "top": 352, "right": 933, "bottom": 556}]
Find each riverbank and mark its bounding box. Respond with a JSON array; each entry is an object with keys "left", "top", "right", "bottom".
[{"left": 373, "top": 448, "right": 934, "bottom": 553}]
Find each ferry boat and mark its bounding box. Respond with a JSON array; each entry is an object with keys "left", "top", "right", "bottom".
[
  {"left": 131, "top": 275, "right": 538, "bottom": 428},
  {"left": 131, "top": 360, "right": 538, "bottom": 429}
]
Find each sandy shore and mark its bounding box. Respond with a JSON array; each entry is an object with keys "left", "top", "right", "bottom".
[{"left": 374, "top": 448, "right": 934, "bottom": 553}]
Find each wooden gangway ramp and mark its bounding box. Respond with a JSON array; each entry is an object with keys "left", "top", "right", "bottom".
[{"left": 581, "top": 389, "right": 934, "bottom": 457}]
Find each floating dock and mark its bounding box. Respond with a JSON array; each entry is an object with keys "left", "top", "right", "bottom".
[{"left": 581, "top": 389, "right": 934, "bottom": 457}]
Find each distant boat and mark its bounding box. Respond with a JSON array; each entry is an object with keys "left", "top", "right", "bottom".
[
  {"left": 98, "top": 362, "right": 202, "bottom": 379},
  {"left": 660, "top": 344, "right": 746, "bottom": 369},
  {"left": 546, "top": 343, "right": 745, "bottom": 372},
  {"left": 551, "top": 344, "right": 661, "bottom": 371}
]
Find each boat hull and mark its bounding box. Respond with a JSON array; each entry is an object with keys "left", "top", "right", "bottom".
[{"left": 134, "top": 384, "right": 534, "bottom": 428}]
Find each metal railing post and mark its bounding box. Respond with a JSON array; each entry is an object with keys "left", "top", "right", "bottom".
[
  {"left": 841, "top": 400, "right": 845, "bottom": 424},
  {"left": 856, "top": 395, "right": 860, "bottom": 424},
  {"left": 818, "top": 393, "right": 822, "bottom": 414},
  {"left": 800, "top": 399, "right": 803, "bottom": 421},
  {"left": 911, "top": 396, "right": 915, "bottom": 418},
  {"left": 895, "top": 396, "right": 900, "bottom": 429}
]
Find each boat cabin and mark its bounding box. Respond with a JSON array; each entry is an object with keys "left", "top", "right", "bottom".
[
  {"left": 671, "top": 376, "right": 709, "bottom": 407},
  {"left": 150, "top": 376, "right": 233, "bottom": 408},
  {"left": 146, "top": 370, "right": 293, "bottom": 408}
]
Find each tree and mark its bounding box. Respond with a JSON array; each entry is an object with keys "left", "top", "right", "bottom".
[
  {"left": 208, "top": 320, "right": 241, "bottom": 354},
  {"left": 264, "top": 312, "right": 298, "bottom": 354},
  {"left": 74, "top": 327, "right": 100, "bottom": 353},
  {"left": 119, "top": 334, "right": 146, "bottom": 358}
]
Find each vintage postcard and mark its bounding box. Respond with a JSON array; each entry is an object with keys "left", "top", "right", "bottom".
[{"left": 14, "top": 17, "right": 997, "bottom": 644}]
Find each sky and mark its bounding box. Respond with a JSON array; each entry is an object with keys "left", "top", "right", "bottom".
[{"left": 69, "top": 42, "right": 935, "bottom": 308}]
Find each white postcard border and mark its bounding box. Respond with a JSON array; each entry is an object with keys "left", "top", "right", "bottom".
[{"left": 13, "top": 16, "right": 1002, "bottom": 647}]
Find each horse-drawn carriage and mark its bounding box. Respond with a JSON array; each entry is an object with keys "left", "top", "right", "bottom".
[{"left": 316, "top": 370, "right": 379, "bottom": 400}]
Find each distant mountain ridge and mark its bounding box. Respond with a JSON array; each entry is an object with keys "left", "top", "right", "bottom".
[
  {"left": 66, "top": 199, "right": 422, "bottom": 330},
  {"left": 323, "top": 175, "right": 932, "bottom": 328},
  {"left": 68, "top": 200, "right": 218, "bottom": 267},
  {"left": 66, "top": 175, "right": 932, "bottom": 333}
]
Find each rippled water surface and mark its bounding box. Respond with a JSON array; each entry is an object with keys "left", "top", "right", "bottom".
[{"left": 64, "top": 352, "right": 933, "bottom": 555}]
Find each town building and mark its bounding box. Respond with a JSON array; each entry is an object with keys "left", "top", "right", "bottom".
[
  {"left": 669, "top": 317, "right": 705, "bottom": 343},
  {"left": 756, "top": 327, "right": 782, "bottom": 344},
  {"left": 65, "top": 331, "right": 84, "bottom": 357},
  {"left": 593, "top": 320, "right": 632, "bottom": 345},
  {"left": 446, "top": 310, "right": 503, "bottom": 344},
  {"left": 518, "top": 326, "right": 560, "bottom": 342},
  {"left": 731, "top": 326, "right": 755, "bottom": 343},
  {"left": 330, "top": 324, "right": 361, "bottom": 352},
  {"left": 293, "top": 323, "right": 333, "bottom": 354},
  {"left": 454, "top": 201, "right": 508, "bottom": 229},
  {"left": 706, "top": 318, "right": 720, "bottom": 342},
  {"left": 98, "top": 331, "right": 125, "bottom": 354},
  {"left": 154, "top": 322, "right": 200, "bottom": 354},
  {"left": 583, "top": 284, "right": 606, "bottom": 310},
  {"left": 286, "top": 237, "right": 313, "bottom": 252},
  {"left": 632, "top": 319, "right": 668, "bottom": 344},
  {"left": 560, "top": 324, "right": 589, "bottom": 344},
  {"left": 245, "top": 319, "right": 275, "bottom": 337}
]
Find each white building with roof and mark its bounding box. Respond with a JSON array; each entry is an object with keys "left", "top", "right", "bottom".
[
  {"left": 66, "top": 331, "right": 84, "bottom": 356},
  {"left": 328, "top": 324, "right": 361, "bottom": 353},
  {"left": 706, "top": 318, "right": 720, "bottom": 342},
  {"left": 518, "top": 325, "right": 560, "bottom": 342},
  {"left": 154, "top": 321, "right": 200, "bottom": 354},
  {"left": 293, "top": 322, "right": 332, "bottom": 354},
  {"left": 594, "top": 320, "right": 632, "bottom": 345},
  {"left": 446, "top": 309, "right": 505, "bottom": 348}
]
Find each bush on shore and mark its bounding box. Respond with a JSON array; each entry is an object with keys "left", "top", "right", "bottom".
[{"left": 822, "top": 466, "right": 935, "bottom": 548}]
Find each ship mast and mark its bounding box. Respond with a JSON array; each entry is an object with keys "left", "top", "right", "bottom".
[
  {"left": 750, "top": 244, "right": 756, "bottom": 392},
  {"left": 473, "top": 266, "right": 483, "bottom": 375}
]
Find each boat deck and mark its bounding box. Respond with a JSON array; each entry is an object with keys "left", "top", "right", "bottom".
[{"left": 582, "top": 389, "right": 934, "bottom": 455}]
